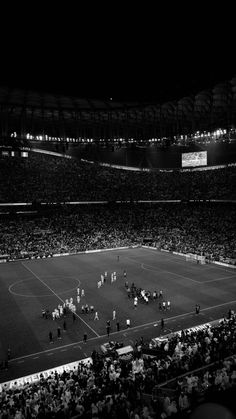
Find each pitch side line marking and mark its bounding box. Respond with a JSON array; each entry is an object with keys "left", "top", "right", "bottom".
[
  {"left": 8, "top": 298, "right": 236, "bottom": 364},
  {"left": 21, "top": 262, "right": 99, "bottom": 338}
]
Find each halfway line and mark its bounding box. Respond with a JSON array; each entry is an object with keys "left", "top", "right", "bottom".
[{"left": 21, "top": 262, "right": 99, "bottom": 337}]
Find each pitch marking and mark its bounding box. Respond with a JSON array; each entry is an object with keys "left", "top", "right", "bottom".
[
  {"left": 8, "top": 299, "right": 236, "bottom": 364},
  {"left": 141, "top": 262, "right": 201, "bottom": 283},
  {"left": 203, "top": 275, "right": 236, "bottom": 283},
  {"left": 9, "top": 277, "right": 81, "bottom": 298},
  {"left": 21, "top": 262, "right": 99, "bottom": 337}
]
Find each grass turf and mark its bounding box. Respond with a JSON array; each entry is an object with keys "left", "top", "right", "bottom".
[{"left": 1, "top": 247, "right": 236, "bottom": 363}]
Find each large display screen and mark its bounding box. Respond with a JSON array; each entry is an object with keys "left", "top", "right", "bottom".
[
  {"left": 182, "top": 151, "right": 207, "bottom": 168},
  {"left": 21, "top": 151, "right": 29, "bottom": 158}
]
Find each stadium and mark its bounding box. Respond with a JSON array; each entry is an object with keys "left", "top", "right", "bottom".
[{"left": 0, "top": 73, "right": 236, "bottom": 419}]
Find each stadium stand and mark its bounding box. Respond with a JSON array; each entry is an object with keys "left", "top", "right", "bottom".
[
  {"left": 0, "top": 315, "right": 236, "bottom": 418},
  {"left": 0, "top": 203, "right": 235, "bottom": 265},
  {"left": 0, "top": 153, "right": 236, "bottom": 203}
]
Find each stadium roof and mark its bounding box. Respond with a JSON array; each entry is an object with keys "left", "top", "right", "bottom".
[
  {"left": 0, "top": 76, "right": 236, "bottom": 140},
  {"left": 0, "top": 86, "right": 149, "bottom": 111}
]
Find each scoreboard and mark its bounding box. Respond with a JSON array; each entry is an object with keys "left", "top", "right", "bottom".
[{"left": 182, "top": 151, "right": 207, "bottom": 168}]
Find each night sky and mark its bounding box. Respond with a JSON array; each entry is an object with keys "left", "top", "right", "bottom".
[{"left": 1, "top": 7, "right": 235, "bottom": 105}]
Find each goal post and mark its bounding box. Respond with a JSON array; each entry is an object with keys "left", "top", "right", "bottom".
[{"left": 186, "top": 253, "right": 206, "bottom": 264}]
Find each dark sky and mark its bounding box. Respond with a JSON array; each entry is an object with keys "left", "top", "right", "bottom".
[{"left": 1, "top": 6, "right": 235, "bottom": 104}]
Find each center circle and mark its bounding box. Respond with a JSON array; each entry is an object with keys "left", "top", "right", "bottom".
[{"left": 9, "top": 276, "right": 81, "bottom": 298}]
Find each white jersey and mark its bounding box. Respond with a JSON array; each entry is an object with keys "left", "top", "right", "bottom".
[{"left": 55, "top": 309, "right": 60, "bottom": 318}]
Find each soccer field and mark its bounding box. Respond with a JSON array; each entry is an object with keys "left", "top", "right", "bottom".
[{"left": 1, "top": 247, "right": 236, "bottom": 382}]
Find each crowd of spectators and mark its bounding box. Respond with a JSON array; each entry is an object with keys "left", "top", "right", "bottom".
[
  {"left": 0, "top": 152, "right": 235, "bottom": 410},
  {"left": 0, "top": 153, "right": 235, "bottom": 203},
  {"left": 0, "top": 203, "right": 235, "bottom": 264},
  {"left": 0, "top": 315, "right": 236, "bottom": 418},
  {"left": 0, "top": 153, "right": 236, "bottom": 417}
]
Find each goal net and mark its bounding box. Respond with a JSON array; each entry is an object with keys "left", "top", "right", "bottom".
[{"left": 186, "top": 253, "right": 206, "bottom": 264}]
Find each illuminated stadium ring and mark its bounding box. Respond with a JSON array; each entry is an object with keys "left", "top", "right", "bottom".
[{"left": 8, "top": 276, "right": 81, "bottom": 298}]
